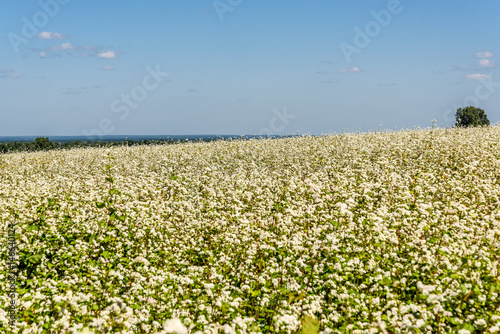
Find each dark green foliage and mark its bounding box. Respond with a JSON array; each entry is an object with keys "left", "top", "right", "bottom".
[
  {"left": 454, "top": 106, "right": 490, "bottom": 128},
  {"left": 0, "top": 137, "right": 219, "bottom": 154},
  {"left": 33, "top": 137, "right": 52, "bottom": 150}
]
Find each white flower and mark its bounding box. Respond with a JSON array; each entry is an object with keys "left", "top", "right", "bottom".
[
  {"left": 489, "top": 325, "right": 499, "bottom": 333},
  {"left": 134, "top": 256, "right": 150, "bottom": 266},
  {"left": 162, "top": 318, "right": 187, "bottom": 334},
  {"left": 111, "top": 303, "right": 121, "bottom": 315},
  {"left": 415, "top": 319, "right": 425, "bottom": 328},
  {"left": 275, "top": 313, "right": 300, "bottom": 330},
  {"left": 458, "top": 329, "right": 471, "bottom": 334},
  {"left": 222, "top": 324, "right": 236, "bottom": 334},
  {"left": 474, "top": 319, "right": 487, "bottom": 328},
  {"left": 416, "top": 281, "right": 437, "bottom": 295}
]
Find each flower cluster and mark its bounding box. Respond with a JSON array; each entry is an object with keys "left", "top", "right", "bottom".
[{"left": 0, "top": 126, "right": 499, "bottom": 333}]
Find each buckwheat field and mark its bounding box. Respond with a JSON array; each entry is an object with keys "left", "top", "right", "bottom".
[{"left": 1, "top": 126, "right": 500, "bottom": 334}]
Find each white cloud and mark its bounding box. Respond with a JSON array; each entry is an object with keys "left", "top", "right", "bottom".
[
  {"left": 0, "top": 68, "right": 23, "bottom": 79},
  {"left": 97, "top": 50, "right": 117, "bottom": 59},
  {"left": 476, "top": 51, "right": 494, "bottom": 58},
  {"left": 340, "top": 67, "right": 360, "bottom": 73},
  {"left": 479, "top": 59, "right": 493, "bottom": 67},
  {"left": 49, "top": 42, "right": 75, "bottom": 51},
  {"left": 60, "top": 42, "right": 75, "bottom": 50},
  {"left": 35, "top": 43, "right": 118, "bottom": 59},
  {"left": 37, "top": 32, "right": 66, "bottom": 40},
  {"left": 101, "top": 66, "right": 115, "bottom": 70},
  {"left": 465, "top": 73, "right": 490, "bottom": 80}
]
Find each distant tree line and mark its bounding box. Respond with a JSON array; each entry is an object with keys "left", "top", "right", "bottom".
[{"left": 0, "top": 136, "right": 218, "bottom": 154}]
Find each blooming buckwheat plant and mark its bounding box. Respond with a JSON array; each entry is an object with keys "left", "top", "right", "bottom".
[{"left": 0, "top": 126, "right": 499, "bottom": 333}]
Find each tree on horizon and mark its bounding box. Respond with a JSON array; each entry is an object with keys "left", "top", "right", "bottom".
[{"left": 454, "top": 106, "right": 490, "bottom": 128}]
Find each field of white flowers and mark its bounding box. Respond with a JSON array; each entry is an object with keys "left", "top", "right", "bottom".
[{"left": 1, "top": 126, "right": 500, "bottom": 333}]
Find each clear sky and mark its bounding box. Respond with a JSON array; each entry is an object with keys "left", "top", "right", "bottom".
[{"left": 1, "top": 0, "right": 499, "bottom": 137}]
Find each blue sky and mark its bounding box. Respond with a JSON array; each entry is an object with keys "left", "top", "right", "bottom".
[{"left": 1, "top": 0, "right": 499, "bottom": 137}]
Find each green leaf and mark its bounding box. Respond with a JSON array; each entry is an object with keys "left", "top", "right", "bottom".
[
  {"left": 116, "top": 214, "right": 126, "bottom": 222},
  {"left": 108, "top": 189, "right": 121, "bottom": 195},
  {"left": 301, "top": 316, "right": 319, "bottom": 334},
  {"left": 28, "top": 224, "right": 40, "bottom": 231},
  {"left": 105, "top": 177, "right": 114, "bottom": 183},
  {"left": 29, "top": 254, "right": 43, "bottom": 263},
  {"left": 105, "top": 165, "right": 113, "bottom": 171},
  {"left": 96, "top": 202, "right": 106, "bottom": 209},
  {"left": 380, "top": 277, "right": 392, "bottom": 286},
  {"left": 289, "top": 292, "right": 307, "bottom": 304},
  {"left": 461, "top": 324, "right": 475, "bottom": 332}
]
